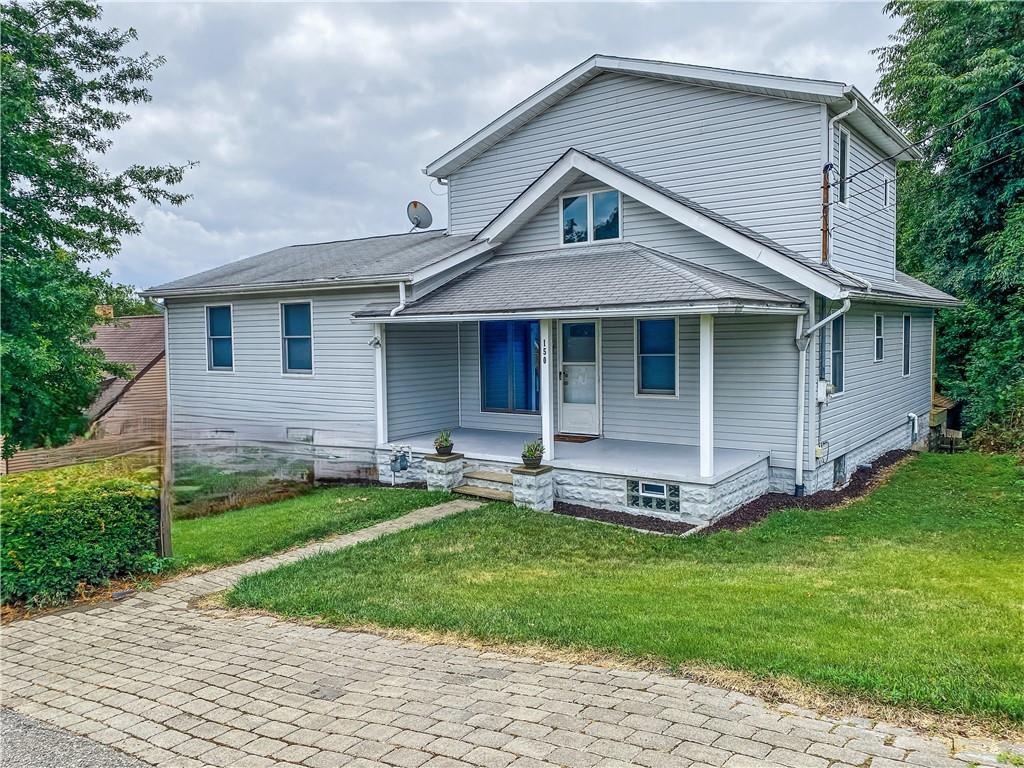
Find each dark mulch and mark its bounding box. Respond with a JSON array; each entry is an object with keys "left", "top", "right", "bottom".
[
  {"left": 552, "top": 502, "right": 697, "bottom": 535},
  {"left": 700, "top": 449, "right": 912, "bottom": 535}
]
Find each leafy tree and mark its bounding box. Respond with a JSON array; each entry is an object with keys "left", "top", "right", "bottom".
[
  {"left": 874, "top": 1, "right": 1024, "bottom": 434},
  {"left": 97, "top": 282, "right": 162, "bottom": 317},
  {"left": 1, "top": 0, "right": 191, "bottom": 455}
]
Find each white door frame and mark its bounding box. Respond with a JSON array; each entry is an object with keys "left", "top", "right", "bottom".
[{"left": 557, "top": 319, "right": 602, "bottom": 435}]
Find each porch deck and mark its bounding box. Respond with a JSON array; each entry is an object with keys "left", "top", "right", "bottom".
[{"left": 396, "top": 427, "right": 767, "bottom": 485}]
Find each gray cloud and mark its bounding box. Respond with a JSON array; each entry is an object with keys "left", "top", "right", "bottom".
[{"left": 94, "top": 1, "right": 899, "bottom": 289}]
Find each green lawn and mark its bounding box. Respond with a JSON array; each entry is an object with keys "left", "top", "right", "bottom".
[
  {"left": 227, "top": 452, "right": 1024, "bottom": 723},
  {"left": 173, "top": 485, "right": 448, "bottom": 568}
]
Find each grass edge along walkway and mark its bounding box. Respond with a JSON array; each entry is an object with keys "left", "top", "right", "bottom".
[{"left": 226, "top": 452, "right": 1024, "bottom": 726}]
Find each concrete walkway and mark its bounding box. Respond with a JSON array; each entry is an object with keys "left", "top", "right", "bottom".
[{"left": 1, "top": 499, "right": 1017, "bottom": 768}]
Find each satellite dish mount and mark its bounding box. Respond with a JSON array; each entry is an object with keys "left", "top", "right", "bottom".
[{"left": 407, "top": 200, "right": 433, "bottom": 231}]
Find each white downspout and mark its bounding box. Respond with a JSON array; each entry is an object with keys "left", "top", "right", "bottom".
[
  {"left": 389, "top": 281, "right": 407, "bottom": 317},
  {"left": 794, "top": 297, "right": 851, "bottom": 494},
  {"left": 825, "top": 97, "right": 873, "bottom": 292}
]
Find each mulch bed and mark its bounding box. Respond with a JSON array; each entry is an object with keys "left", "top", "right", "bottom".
[
  {"left": 700, "top": 449, "right": 912, "bottom": 535},
  {"left": 552, "top": 502, "right": 697, "bottom": 535},
  {"left": 550, "top": 449, "right": 912, "bottom": 537}
]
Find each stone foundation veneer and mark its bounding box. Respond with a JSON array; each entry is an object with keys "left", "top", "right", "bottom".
[
  {"left": 770, "top": 421, "right": 918, "bottom": 494},
  {"left": 424, "top": 453, "right": 465, "bottom": 491},
  {"left": 552, "top": 458, "right": 769, "bottom": 526},
  {"left": 511, "top": 465, "right": 554, "bottom": 511}
]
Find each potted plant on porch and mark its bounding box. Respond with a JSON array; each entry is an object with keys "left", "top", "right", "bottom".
[
  {"left": 433, "top": 429, "right": 454, "bottom": 456},
  {"left": 521, "top": 439, "right": 545, "bottom": 469}
]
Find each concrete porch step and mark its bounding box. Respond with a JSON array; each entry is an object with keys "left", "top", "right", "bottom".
[
  {"left": 453, "top": 485, "right": 514, "bottom": 502},
  {"left": 462, "top": 469, "right": 513, "bottom": 485}
]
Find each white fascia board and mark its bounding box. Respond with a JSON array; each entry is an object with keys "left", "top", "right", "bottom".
[
  {"left": 409, "top": 240, "right": 497, "bottom": 285},
  {"left": 477, "top": 149, "right": 844, "bottom": 300},
  {"left": 360, "top": 303, "right": 806, "bottom": 324},
  {"left": 143, "top": 277, "right": 405, "bottom": 300}
]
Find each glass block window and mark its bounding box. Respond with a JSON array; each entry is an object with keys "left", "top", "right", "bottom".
[{"left": 627, "top": 479, "right": 681, "bottom": 514}]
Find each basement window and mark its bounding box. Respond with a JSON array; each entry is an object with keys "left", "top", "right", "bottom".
[{"left": 627, "top": 479, "right": 680, "bottom": 514}]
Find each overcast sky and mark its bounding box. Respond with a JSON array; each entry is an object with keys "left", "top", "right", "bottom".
[{"left": 96, "top": 1, "right": 901, "bottom": 290}]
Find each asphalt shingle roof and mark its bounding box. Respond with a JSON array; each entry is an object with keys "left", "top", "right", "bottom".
[
  {"left": 145, "top": 230, "right": 476, "bottom": 295},
  {"left": 355, "top": 242, "right": 803, "bottom": 318}
]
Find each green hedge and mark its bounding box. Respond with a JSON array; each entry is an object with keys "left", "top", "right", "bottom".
[{"left": 1, "top": 460, "right": 162, "bottom": 606}]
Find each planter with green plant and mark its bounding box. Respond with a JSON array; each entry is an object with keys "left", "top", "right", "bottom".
[
  {"left": 433, "top": 429, "right": 454, "bottom": 456},
  {"left": 521, "top": 439, "right": 545, "bottom": 469}
]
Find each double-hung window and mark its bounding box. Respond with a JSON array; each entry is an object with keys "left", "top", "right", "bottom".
[
  {"left": 281, "top": 302, "right": 313, "bottom": 374},
  {"left": 902, "top": 314, "right": 912, "bottom": 376},
  {"left": 206, "top": 305, "right": 233, "bottom": 371},
  {"left": 831, "top": 315, "right": 845, "bottom": 393},
  {"left": 874, "top": 314, "right": 884, "bottom": 362},
  {"left": 838, "top": 128, "right": 850, "bottom": 205},
  {"left": 636, "top": 318, "right": 676, "bottom": 395},
  {"left": 561, "top": 189, "right": 621, "bottom": 244},
  {"left": 480, "top": 320, "right": 540, "bottom": 413}
]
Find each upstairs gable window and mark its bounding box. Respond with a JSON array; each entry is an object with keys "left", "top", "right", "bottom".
[{"left": 561, "top": 189, "right": 621, "bottom": 245}]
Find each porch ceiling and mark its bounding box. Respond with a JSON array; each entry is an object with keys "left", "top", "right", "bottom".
[
  {"left": 394, "top": 428, "right": 767, "bottom": 486},
  {"left": 354, "top": 242, "right": 805, "bottom": 322}
]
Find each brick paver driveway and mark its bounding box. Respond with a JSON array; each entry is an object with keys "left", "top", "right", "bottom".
[{"left": 1, "top": 500, "right": 1016, "bottom": 768}]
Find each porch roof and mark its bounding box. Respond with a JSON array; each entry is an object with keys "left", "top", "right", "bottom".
[{"left": 354, "top": 242, "right": 805, "bottom": 321}]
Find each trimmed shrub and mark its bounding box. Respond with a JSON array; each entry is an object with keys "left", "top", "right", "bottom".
[{"left": 1, "top": 460, "right": 162, "bottom": 606}]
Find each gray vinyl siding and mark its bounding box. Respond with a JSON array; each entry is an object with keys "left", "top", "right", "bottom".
[
  {"left": 448, "top": 73, "right": 824, "bottom": 260},
  {"left": 600, "top": 316, "right": 800, "bottom": 466},
  {"left": 819, "top": 303, "right": 932, "bottom": 458},
  {"left": 166, "top": 288, "right": 389, "bottom": 447},
  {"left": 385, "top": 323, "right": 460, "bottom": 440},
  {"left": 500, "top": 175, "right": 806, "bottom": 297},
  {"left": 458, "top": 322, "right": 543, "bottom": 433},
  {"left": 831, "top": 125, "right": 897, "bottom": 282}
]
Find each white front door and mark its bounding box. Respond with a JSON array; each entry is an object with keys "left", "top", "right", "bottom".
[{"left": 558, "top": 321, "right": 600, "bottom": 435}]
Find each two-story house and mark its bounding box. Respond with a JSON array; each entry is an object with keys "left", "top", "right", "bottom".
[{"left": 144, "top": 55, "right": 959, "bottom": 525}]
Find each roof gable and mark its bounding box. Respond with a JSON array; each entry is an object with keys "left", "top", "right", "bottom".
[
  {"left": 425, "top": 55, "right": 919, "bottom": 179},
  {"left": 475, "top": 148, "right": 846, "bottom": 300}
]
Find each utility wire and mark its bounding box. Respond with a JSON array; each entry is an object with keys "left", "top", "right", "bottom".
[
  {"left": 825, "top": 123, "right": 1024, "bottom": 209},
  {"left": 830, "top": 79, "right": 1024, "bottom": 188},
  {"left": 831, "top": 146, "right": 1024, "bottom": 233}
]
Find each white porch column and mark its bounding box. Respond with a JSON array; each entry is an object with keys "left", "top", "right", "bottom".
[
  {"left": 373, "top": 322, "right": 388, "bottom": 446},
  {"left": 699, "top": 314, "right": 714, "bottom": 478},
  {"left": 539, "top": 319, "right": 555, "bottom": 461}
]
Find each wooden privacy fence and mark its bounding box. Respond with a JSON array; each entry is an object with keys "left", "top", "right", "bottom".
[{"left": 3, "top": 432, "right": 162, "bottom": 475}]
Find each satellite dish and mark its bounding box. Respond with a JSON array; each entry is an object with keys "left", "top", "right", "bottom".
[{"left": 407, "top": 200, "right": 433, "bottom": 230}]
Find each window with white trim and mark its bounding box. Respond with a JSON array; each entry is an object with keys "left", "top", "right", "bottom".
[
  {"left": 902, "top": 314, "right": 912, "bottom": 376},
  {"left": 206, "top": 305, "right": 233, "bottom": 371},
  {"left": 874, "top": 314, "right": 884, "bottom": 362},
  {"left": 838, "top": 128, "right": 850, "bottom": 205},
  {"left": 636, "top": 318, "right": 676, "bottom": 395},
  {"left": 560, "top": 189, "right": 621, "bottom": 245},
  {"left": 281, "top": 302, "right": 313, "bottom": 374},
  {"left": 831, "top": 315, "right": 845, "bottom": 393}
]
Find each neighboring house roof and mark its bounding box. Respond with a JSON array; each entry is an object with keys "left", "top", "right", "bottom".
[
  {"left": 142, "top": 230, "right": 479, "bottom": 298},
  {"left": 425, "top": 55, "right": 921, "bottom": 179},
  {"left": 85, "top": 315, "right": 166, "bottom": 421},
  {"left": 354, "top": 242, "right": 805, "bottom": 320}
]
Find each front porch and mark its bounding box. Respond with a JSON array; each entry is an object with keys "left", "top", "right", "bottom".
[{"left": 398, "top": 427, "right": 766, "bottom": 486}]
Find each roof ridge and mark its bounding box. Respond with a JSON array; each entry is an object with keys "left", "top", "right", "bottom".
[{"left": 290, "top": 229, "right": 444, "bottom": 249}]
